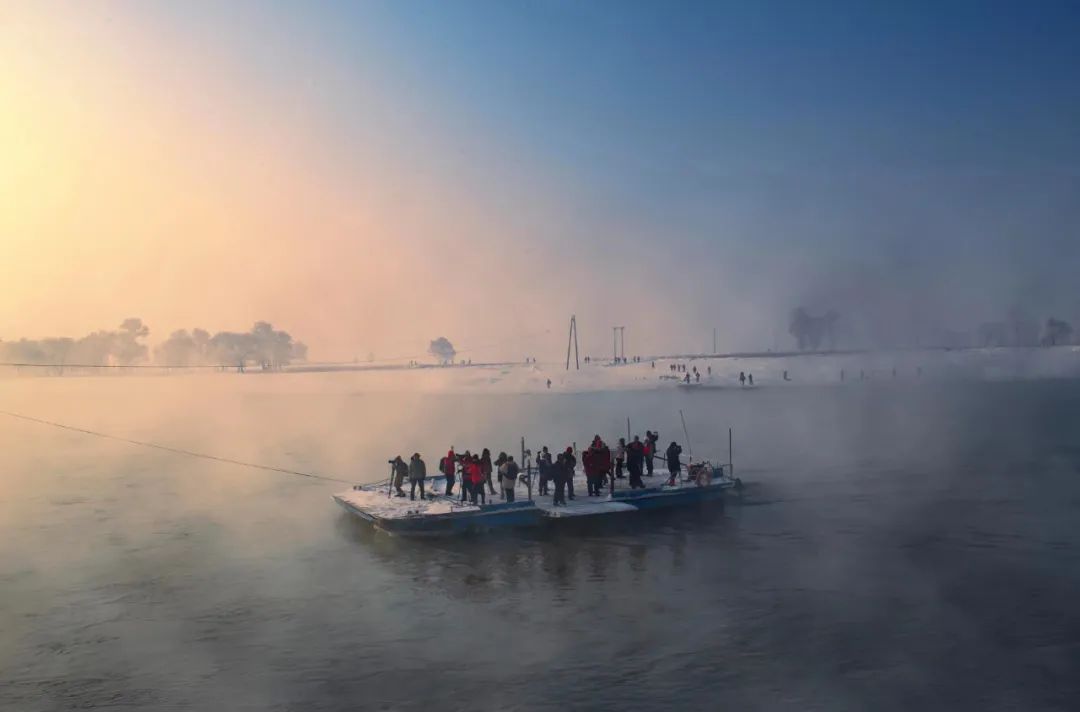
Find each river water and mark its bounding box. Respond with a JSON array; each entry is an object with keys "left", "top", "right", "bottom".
[{"left": 2, "top": 373, "right": 1078, "bottom": 710}]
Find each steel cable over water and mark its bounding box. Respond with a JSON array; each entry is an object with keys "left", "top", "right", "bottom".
[{"left": 0, "top": 409, "right": 354, "bottom": 485}]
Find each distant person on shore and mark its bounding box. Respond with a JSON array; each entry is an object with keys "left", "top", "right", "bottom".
[
  {"left": 615, "top": 438, "right": 626, "bottom": 479},
  {"left": 553, "top": 453, "right": 568, "bottom": 506},
  {"left": 442, "top": 448, "right": 456, "bottom": 496},
  {"left": 695, "top": 371, "right": 700, "bottom": 383},
  {"left": 748, "top": 373, "right": 754, "bottom": 386},
  {"left": 502, "top": 455, "right": 520, "bottom": 502},
  {"left": 707, "top": 366, "right": 711, "bottom": 376},
  {"left": 480, "top": 448, "right": 495, "bottom": 495},
  {"left": 783, "top": 370, "right": 790, "bottom": 381},
  {"left": 391, "top": 456, "right": 408, "bottom": 497},
  {"left": 739, "top": 371, "right": 746, "bottom": 387},
  {"left": 537, "top": 446, "right": 553, "bottom": 495},
  {"left": 408, "top": 453, "right": 427, "bottom": 500},
  {"left": 666, "top": 442, "right": 683, "bottom": 485}
]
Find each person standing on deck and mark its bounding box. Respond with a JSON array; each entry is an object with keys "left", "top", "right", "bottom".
[
  {"left": 581, "top": 445, "right": 594, "bottom": 496},
  {"left": 494, "top": 451, "right": 508, "bottom": 499},
  {"left": 563, "top": 446, "right": 577, "bottom": 500},
  {"left": 442, "top": 448, "right": 456, "bottom": 496},
  {"left": 480, "top": 448, "right": 495, "bottom": 495},
  {"left": 645, "top": 431, "right": 659, "bottom": 476},
  {"left": 408, "top": 453, "right": 427, "bottom": 500},
  {"left": 459, "top": 450, "right": 473, "bottom": 503},
  {"left": 597, "top": 437, "right": 612, "bottom": 492},
  {"left": 502, "top": 456, "right": 520, "bottom": 502},
  {"left": 643, "top": 433, "right": 655, "bottom": 477},
  {"left": 391, "top": 456, "right": 408, "bottom": 497},
  {"left": 537, "top": 446, "right": 552, "bottom": 495},
  {"left": 553, "top": 453, "right": 568, "bottom": 506},
  {"left": 468, "top": 455, "right": 486, "bottom": 505},
  {"left": 615, "top": 438, "right": 627, "bottom": 479},
  {"left": 665, "top": 442, "right": 683, "bottom": 485},
  {"left": 586, "top": 437, "right": 606, "bottom": 496},
  {"left": 627, "top": 436, "right": 646, "bottom": 489}
]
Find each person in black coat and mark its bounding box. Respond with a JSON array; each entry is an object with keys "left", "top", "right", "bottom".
[
  {"left": 552, "top": 453, "right": 568, "bottom": 506},
  {"left": 563, "top": 446, "right": 577, "bottom": 500},
  {"left": 626, "top": 436, "right": 646, "bottom": 489},
  {"left": 665, "top": 442, "right": 683, "bottom": 485},
  {"left": 408, "top": 453, "right": 427, "bottom": 500}
]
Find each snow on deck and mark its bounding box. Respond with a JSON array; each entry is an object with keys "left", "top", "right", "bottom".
[
  {"left": 335, "top": 486, "right": 481, "bottom": 519},
  {"left": 336, "top": 466, "right": 729, "bottom": 521}
]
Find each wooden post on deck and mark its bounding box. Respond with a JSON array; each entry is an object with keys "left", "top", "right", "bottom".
[{"left": 522, "top": 436, "right": 532, "bottom": 501}]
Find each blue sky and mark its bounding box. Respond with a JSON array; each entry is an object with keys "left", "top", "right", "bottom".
[{"left": 7, "top": 1, "right": 1079, "bottom": 355}]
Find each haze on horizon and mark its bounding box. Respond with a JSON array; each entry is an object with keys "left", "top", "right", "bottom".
[{"left": 3, "top": 1, "right": 1078, "bottom": 362}]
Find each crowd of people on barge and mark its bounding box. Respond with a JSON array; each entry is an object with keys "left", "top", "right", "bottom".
[{"left": 390, "top": 429, "right": 688, "bottom": 506}]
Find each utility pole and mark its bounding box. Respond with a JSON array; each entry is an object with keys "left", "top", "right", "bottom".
[
  {"left": 566, "top": 315, "right": 579, "bottom": 370},
  {"left": 620, "top": 326, "right": 626, "bottom": 361}
]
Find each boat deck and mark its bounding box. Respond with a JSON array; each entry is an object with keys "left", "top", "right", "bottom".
[{"left": 335, "top": 465, "right": 734, "bottom": 532}]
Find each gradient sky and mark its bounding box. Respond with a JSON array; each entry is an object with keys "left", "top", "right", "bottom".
[{"left": 2, "top": 1, "right": 1078, "bottom": 359}]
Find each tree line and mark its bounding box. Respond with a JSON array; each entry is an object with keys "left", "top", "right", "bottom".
[
  {"left": 0, "top": 319, "right": 307, "bottom": 370},
  {"left": 789, "top": 307, "right": 1076, "bottom": 351}
]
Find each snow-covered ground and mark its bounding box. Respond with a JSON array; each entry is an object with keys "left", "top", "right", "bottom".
[{"left": 285, "top": 346, "right": 1080, "bottom": 395}]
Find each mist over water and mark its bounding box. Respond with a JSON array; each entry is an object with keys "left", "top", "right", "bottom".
[{"left": 2, "top": 373, "right": 1079, "bottom": 711}]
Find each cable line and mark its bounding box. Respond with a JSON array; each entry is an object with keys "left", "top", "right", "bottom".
[{"left": 0, "top": 409, "right": 354, "bottom": 485}]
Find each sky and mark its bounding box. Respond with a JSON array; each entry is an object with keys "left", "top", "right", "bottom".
[{"left": 2, "top": 0, "right": 1078, "bottom": 360}]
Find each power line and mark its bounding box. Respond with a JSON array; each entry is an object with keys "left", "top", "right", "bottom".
[{"left": 0, "top": 409, "right": 354, "bottom": 485}]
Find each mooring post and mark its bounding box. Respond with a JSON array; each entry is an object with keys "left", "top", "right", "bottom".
[
  {"left": 522, "top": 435, "right": 532, "bottom": 501},
  {"left": 728, "top": 427, "right": 733, "bottom": 479}
]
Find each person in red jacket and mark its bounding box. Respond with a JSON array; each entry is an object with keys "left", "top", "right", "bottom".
[
  {"left": 468, "top": 454, "right": 486, "bottom": 505},
  {"left": 458, "top": 450, "right": 473, "bottom": 503},
  {"left": 582, "top": 445, "right": 596, "bottom": 496},
  {"left": 442, "top": 448, "right": 456, "bottom": 496}
]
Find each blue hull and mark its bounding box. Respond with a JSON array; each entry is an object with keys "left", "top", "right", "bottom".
[
  {"left": 334, "top": 495, "right": 544, "bottom": 536},
  {"left": 609, "top": 483, "right": 729, "bottom": 510},
  {"left": 335, "top": 477, "right": 733, "bottom": 536}
]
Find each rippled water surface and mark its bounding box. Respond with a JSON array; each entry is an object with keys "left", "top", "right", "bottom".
[{"left": 2, "top": 374, "right": 1079, "bottom": 711}]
